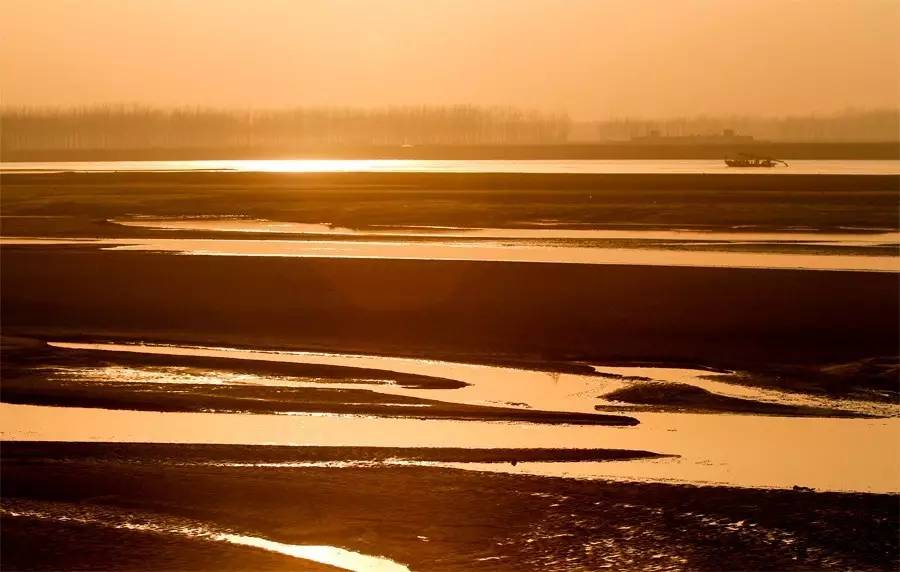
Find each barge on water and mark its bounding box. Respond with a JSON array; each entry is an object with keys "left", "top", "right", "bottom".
[{"left": 725, "top": 153, "right": 789, "bottom": 168}]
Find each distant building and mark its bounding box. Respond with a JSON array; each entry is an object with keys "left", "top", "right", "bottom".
[{"left": 630, "top": 129, "right": 755, "bottom": 145}]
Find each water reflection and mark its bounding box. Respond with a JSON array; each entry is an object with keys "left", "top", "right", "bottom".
[
  {"left": 48, "top": 341, "right": 899, "bottom": 416},
  {"left": 2, "top": 158, "right": 899, "bottom": 175},
  {"left": 50, "top": 364, "right": 406, "bottom": 392},
  {"left": 6, "top": 341, "right": 899, "bottom": 491},
  {"left": 3, "top": 403, "right": 898, "bottom": 493},
  {"left": 2, "top": 500, "right": 410, "bottom": 572},
  {"left": 592, "top": 365, "right": 897, "bottom": 417},
  {"left": 110, "top": 217, "right": 900, "bottom": 246},
  {"left": 3, "top": 237, "right": 896, "bottom": 272},
  {"left": 220, "top": 536, "right": 409, "bottom": 571}
]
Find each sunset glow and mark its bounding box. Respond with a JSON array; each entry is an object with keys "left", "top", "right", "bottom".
[{"left": 2, "top": 2, "right": 898, "bottom": 570}]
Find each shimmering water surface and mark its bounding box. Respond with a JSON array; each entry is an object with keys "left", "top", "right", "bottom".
[
  {"left": 3, "top": 162, "right": 898, "bottom": 499},
  {"left": 3, "top": 341, "right": 898, "bottom": 493},
  {"left": 2, "top": 159, "right": 899, "bottom": 175},
  {"left": 46, "top": 341, "right": 899, "bottom": 417},
  {"left": 4, "top": 403, "right": 897, "bottom": 493},
  {"left": 3, "top": 237, "right": 896, "bottom": 272},
  {"left": 3, "top": 501, "right": 409, "bottom": 572},
  {"left": 111, "top": 217, "right": 900, "bottom": 245}
]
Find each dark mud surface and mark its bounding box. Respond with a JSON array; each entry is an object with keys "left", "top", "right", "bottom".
[
  {"left": 3, "top": 337, "right": 889, "bottom": 420},
  {"left": 2, "top": 442, "right": 897, "bottom": 571},
  {"left": 3, "top": 441, "right": 666, "bottom": 466},
  {"left": 596, "top": 382, "right": 870, "bottom": 417},
  {"left": 4, "top": 170, "right": 897, "bottom": 375},
  {"left": 3, "top": 248, "right": 897, "bottom": 370},
  {"left": 3, "top": 171, "right": 898, "bottom": 233},
  {"left": 2, "top": 518, "right": 328, "bottom": 571},
  {"left": 3, "top": 170, "right": 898, "bottom": 570},
  {"left": 1, "top": 339, "right": 637, "bottom": 426}
]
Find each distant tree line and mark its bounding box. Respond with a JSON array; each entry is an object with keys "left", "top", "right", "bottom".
[
  {"left": 0, "top": 105, "right": 572, "bottom": 152},
  {"left": 3, "top": 106, "right": 895, "bottom": 156},
  {"left": 584, "top": 109, "right": 899, "bottom": 142}
]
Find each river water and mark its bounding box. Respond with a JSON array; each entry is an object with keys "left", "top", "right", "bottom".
[
  {"left": 2, "top": 159, "right": 899, "bottom": 175},
  {"left": 3, "top": 160, "right": 897, "bottom": 495},
  {"left": 4, "top": 236, "right": 896, "bottom": 272},
  {"left": 3, "top": 341, "right": 898, "bottom": 493}
]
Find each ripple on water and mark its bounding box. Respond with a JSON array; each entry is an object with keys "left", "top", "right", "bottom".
[{"left": 1, "top": 500, "right": 410, "bottom": 572}]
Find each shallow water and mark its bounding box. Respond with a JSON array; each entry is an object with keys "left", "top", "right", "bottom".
[
  {"left": 4, "top": 237, "right": 897, "bottom": 272},
  {"left": 2, "top": 501, "right": 409, "bottom": 572},
  {"left": 48, "top": 341, "right": 896, "bottom": 416},
  {"left": 111, "top": 217, "right": 900, "bottom": 246},
  {"left": 48, "top": 341, "right": 629, "bottom": 414},
  {"left": 592, "top": 365, "right": 897, "bottom": 417},
  {"left": 3, "top": 341, "right": 897, "bottom": 492},
  {"left": 2, "top": 403, "right": 897, "bottom": 493},
  {"left": 3, "top": 158, "right": 899, "bottom": 175}
]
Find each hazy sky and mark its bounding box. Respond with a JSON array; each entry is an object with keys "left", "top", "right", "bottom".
[{"left": 2, "top": 0, "right": 898, "bottom": 118}]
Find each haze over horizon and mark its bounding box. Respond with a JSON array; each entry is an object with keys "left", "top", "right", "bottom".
[
  {"left": 2, "top": 2, "right": 900, "bottom": 571},
  {"left": 2, "top": 0, "right": 898, "bottom": 120}
]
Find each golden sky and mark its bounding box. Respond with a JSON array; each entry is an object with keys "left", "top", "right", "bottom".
[{"left": 2, "top": 0, "right": 897, "bottom": 118}]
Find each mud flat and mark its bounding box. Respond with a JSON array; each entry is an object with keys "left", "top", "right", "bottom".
[
  {"left": 5, "top": 337, "right": 891, "bottom": 418},
  {"left": 2, "top": 171, "right": 898, "bottom": 234},
  {"left": 2, "top": 168, "right": 898, "bottom": 570},
  {"left": 1, "top": 338, "right": 640, "bottom": 425},
  {"left": 2, "top": 442, "right": 897, "bottom": 571},
  {"left": 3, "top": 249, "right": 896, "bottom": 368},
  {"left": 5, "top": 236, "right": 897, "bottom": 272},
  {"left": 595, "top": 383, "right": 863, "bottom": 417}
]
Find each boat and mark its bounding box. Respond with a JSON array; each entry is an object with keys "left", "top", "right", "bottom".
[{"left": 724, "top": 153, "right": 788, "bottom": 168}]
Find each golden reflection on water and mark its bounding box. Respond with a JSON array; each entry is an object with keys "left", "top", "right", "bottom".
[
  {"left": 111, "top": 217, "right": 900, "bottom": 246},
  {"left": 3, "top": 502, "right": 410, "bottom": 572},
  {"left": 3, "top": 159, "right": 900, "bottom": 175},
  {"left": 6, "top": 342, "right": 899, "bottom": 492},
  {"left": 218, "top": 536, "right": 410, "bottom": 571},
  {"left": 51, "top": 365, "right": 399, "bottom": 391},
  {"left": 4, "top": 403, "right": 898, "bottom": 493},
  {"left": 2, "top": 237, "right": 897, "bottom": 272},
  {"left": 49, "top": 342, "right": 899, "bottom": 416}
]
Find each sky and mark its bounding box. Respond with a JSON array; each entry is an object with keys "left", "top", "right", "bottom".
[{"left": 2, "top": 0, "right": 898, "bottom": 119}]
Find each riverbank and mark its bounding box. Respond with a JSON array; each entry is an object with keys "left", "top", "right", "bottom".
[
  {"left": 4, "top": 171, "right": 897, "bottom": 235},
  {"left": 3, "top": 250, "right": 896, "bottom": 368}
]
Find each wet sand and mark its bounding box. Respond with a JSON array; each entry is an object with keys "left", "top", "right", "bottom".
[
  {"left": 596, "top": 382, "right": 866, "bottom": 416},
  {"left": 6, "top": 402, "right": 899, "bottom": 492},
  {"left": 5, "top": 337, "right": 899, "bottom": 495},
  {"left": 3, "top": 249, "right": 896, "bottom": 368},
  {"left": 1, "top": 338, "right": 642, "bottom": 425},
  {"left": 109, "top": 216, "right": 900, "bottom": 243},
  {"left": 3, "top": 442, "right": 897, "bottom": 571},
  {"left": 2, "top": 515, "right": 334, "bottom": 571},
  {"left": 3, "top": 171, "right": 898, "bottom": 233},
  {"left": 11, "top": 337, "right": 889, "bottom": 417},
  {"left": 4, "top": 336, "right": 900, "bottom": 493},
  {"left": 3, "top": 168, "right": 898, "bottom": 569},
  {"left": 5, "top": 237, "right": 896, "bottom": 272}
]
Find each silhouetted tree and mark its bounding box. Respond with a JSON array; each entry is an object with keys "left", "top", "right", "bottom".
[{"left": 0, "top": 105, "right": 571, "bottom": 152}]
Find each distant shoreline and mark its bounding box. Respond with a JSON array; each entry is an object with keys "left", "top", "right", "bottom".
[
  {"left": 3, "top": 170, "right": 898, "bottom": 192},
  {"left": 3, "top": 141, "right": 898, "bottom": 162}
]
